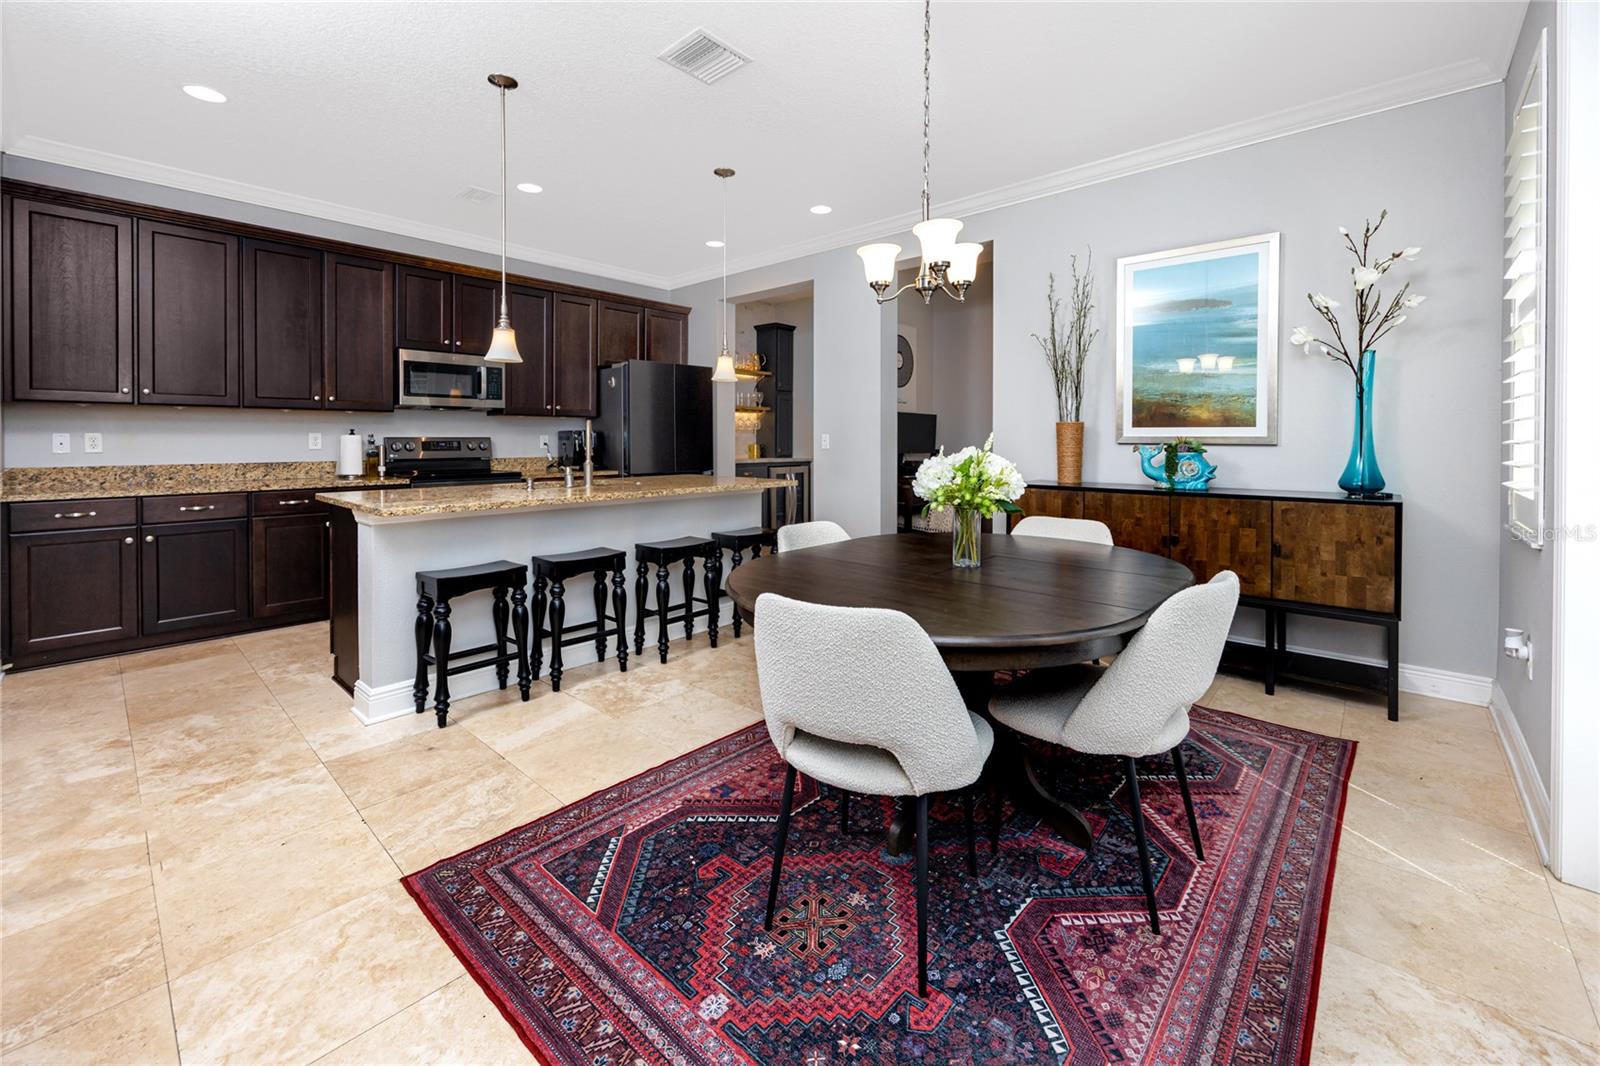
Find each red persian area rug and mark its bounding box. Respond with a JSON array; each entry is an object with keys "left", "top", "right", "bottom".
[{"left": 404, "top": 707, "right": 1355, "bottom": 1065}]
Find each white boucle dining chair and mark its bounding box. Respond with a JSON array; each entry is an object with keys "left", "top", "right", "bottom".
[
  {"left": 988, "top": 570, "right": 1239, "bottom": 934},
  {"left": 775, "top": 520, "right": 850, "bottom": 552},
  {"left": 753, "top": 592, "right": 994, "bottom": 997},
  {"left": 1011, "top": 515, "right": 1114, "bottom": 545}
]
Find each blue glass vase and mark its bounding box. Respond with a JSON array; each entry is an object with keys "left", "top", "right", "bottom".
[{"left": 1338, "top": 349, "right": 1386, "bottom": 496}]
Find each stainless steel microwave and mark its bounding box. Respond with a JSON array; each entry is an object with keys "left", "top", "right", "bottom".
[{"left": 396, "top": 349, "right": 506, "bottom": 411}]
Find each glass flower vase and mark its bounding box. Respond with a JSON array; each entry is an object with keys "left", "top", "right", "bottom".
[
  {"left": 1338, "top": 349, "right": 1387, "bottom": 496},
  {"left": 952, "top": 507, "right": 982, "bottom": 568}
]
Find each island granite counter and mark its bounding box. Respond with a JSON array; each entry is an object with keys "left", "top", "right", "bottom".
[{"left": 319, "top": 474, "right": 794, "bottom": 722}]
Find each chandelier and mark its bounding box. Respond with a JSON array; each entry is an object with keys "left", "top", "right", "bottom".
[
  {"left": 857, "top": 0, "right": 980, "bottom": 305},
  {"left": 710, "top": 167, "right": 739, "bottom": 383},
  {"left": 483, "top": 73, "right": 522, "bottom": 363}
]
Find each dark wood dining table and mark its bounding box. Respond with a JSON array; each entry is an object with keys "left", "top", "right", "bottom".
[{"left": 724, "top": 531, "right": 1195, "bottom": 853}]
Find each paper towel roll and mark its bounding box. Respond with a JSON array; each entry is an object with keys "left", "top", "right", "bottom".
[{"left": 336, "top": 432, "right": 363, "bottom": 478}]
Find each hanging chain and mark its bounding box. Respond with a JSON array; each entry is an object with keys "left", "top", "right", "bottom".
[
  {"left": 721, "top": 173, "right": 729, "bottom": 355},
  {"left": 498, "top": 82, "right": 509, "bottom": 317},
  {"left": 921, "top": 0, "right": 931, "bottom": 221}
]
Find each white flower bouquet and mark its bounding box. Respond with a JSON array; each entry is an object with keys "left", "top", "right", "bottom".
[{"left": 911, "top": 434, "right": 1025, "bottom": 567}]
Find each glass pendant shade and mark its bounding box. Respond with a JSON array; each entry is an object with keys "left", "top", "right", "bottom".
[
  {"left": 711, "top": 352, "right": 737, "bottom": 383},
  {"left": 484, "top": 321, "right": 522, "bottom": 364},
  {"left": 857, "top": 243, "right": 902, "bottom": 286},
  {"left": 913, "top": 217, "right": 962, "bottom": 267},
  {"left": 947, "top": 242, "right": 981, "bottom": 285}
]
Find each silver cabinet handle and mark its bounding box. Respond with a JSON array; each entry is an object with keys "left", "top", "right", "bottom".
[
  {"left": 141, "top": 388, "right": 150, "bottom": 395},
  {"left": 328, "top": 395, "right": 335, "bottom": 401},
  {"left": 120, "top": 387, "right": 130, "bottom": 394},
  {"left": 177, "top": 504, "right": 216, "bottom": 512},
  {"left": 279, "top": 498, "right": 310, "bottom": 505},
  {"left": 144, "top": 535, "right": 154, "bottom": 543},
  {"left": 53, "top": 510, "right": 97, "bottom": 519},
  {"left": 123, "top": 537, "right": 133, "bottom": 544},
  {"left": 314, "top": 394, "right": 321, "bottom": 401}
]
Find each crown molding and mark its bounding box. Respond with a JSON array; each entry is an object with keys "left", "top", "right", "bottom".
[
  {"left": 661, "top": 57, "right": 1505, "bottom": 291},
  {"left": 2, "top": 136, "right": 676, "bottom": 291}
]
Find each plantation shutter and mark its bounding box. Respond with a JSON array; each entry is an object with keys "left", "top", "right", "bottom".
[{"left": 1503, "top": 33, "right": 1546, "bottom": 545}]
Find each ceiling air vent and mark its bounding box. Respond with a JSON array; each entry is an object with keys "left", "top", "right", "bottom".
[
  {"left": 456, "top": 186, "right": 497, "bottom": 203},
  {"left": 658, "top": 28, "right": 749, "bottom": 85}
]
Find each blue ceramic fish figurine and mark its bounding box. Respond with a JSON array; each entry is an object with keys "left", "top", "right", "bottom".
[{"left": 1137, "top": 444, "right": 1217, "bottom": 491}]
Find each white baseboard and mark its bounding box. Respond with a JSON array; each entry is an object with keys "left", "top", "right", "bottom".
[
  {"left": 1227, "top": 633, "right": 1493, "bottom": 705},
  {"left": 1489, "top": 681, "right": 1552, "bottom": 864}
]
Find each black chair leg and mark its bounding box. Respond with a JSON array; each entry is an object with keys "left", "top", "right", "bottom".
[
  {"left": 705, "top": 550, "right": 721, "bottom": 648},
  {"left": 547, "top": 579, "right": 567, "bottom": 691},
  {"left": 681, "top": 557, "right": 696, "bottom": 641},
  {"left": 530, "top": 575, "right": 547, "bottom": 683},
  {"left": 491, "top": 586, "right": 510, "bottom": 690},
  {"left": 592, "top": 570, "right": 608, "bottom": 662},
  {"left": 432, "top": 600, "right": 452, "bottom": 728},
  {"left": 611, "top": 565, "right": 629, "bottom": 672},
  {"left": 1125, "top": 756, "right": 1160, "bottom": 934},
  {"left": 655, "top": 564, "right": 671, "bottom": 663},
  {"left": 1171, "top": 744, "right": 1204, "bottom": 860},
  {"left": 839, "top": 791, "right": 849, "bottom": 834},
  {"left": 511, "top": 586, "right": 530, "bottom": 701},
  {"left": 634, "top": 560, "right": 648, "bottom": 656},
  {"left": 962, "top": 790, "right": 977, "bottom": 875},
  {"left": 413, "top": 594, "right": 433, "bottom": 713},
  {"left": 914, "top": 794, "right": 930, "bottom": 998},
  {"left": 729, "top": 549, "right": 744, "bottom": 638},
  {"left": 764, "top": 765, "right": 797, "bottom": 930}
]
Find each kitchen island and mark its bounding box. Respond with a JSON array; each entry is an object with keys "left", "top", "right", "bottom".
[{"left": 319, "top": 474, "right": 794, "bottom": 723}]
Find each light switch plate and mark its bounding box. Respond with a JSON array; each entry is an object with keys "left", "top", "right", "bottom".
[
  {"left": 308, "top": 432, "right": 323, "bottom": 450},
  {"left": 820, "top": 434, "right": 831, "bottom": 450},
  {"left": 83, "top": 432, "right": 103, "bottom": 454},
  {"left": 51, "top": 433, "right": 70, "bottom": 455}
]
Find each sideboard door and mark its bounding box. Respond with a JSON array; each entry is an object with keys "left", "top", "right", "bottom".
[
  {"left": 1172, "top": 496, "right": 1273, "bottom": 596},
  {"left": 1082, "top": 491, "right": 1172, "bottom": 556},
  {"left": 1010, "top": 487, "right": 1084, "bottom": 530},
  {"left": 1271, "top": 501, "right": 1397, "bottom": 614}
]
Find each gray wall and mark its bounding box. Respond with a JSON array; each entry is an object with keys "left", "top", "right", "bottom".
[
  {"left": 1497, "top": 1, "right": 1558, "bottom": 787},
  {"left": 0, "top": 155, "right": 671, "bottom": 467},
  {"left": 895, "top": 268, "right": 994, "bottom": 452}
]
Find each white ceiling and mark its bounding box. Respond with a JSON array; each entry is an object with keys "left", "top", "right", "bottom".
[{"left": 2, "top": 1, "right": 1526, "bottom": 291}]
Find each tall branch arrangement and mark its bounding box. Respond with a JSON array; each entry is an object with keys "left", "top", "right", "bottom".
[
  {"left": 1290, "top": 211, "right": 1424, "bottom": 383},
  {"left": 1033, "top": 253, "right": 1099, "bottom": 422}
]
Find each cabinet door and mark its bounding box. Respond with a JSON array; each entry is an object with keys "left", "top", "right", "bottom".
[
  {"left": 251, "top": 513, "right": 330, "bottom": 619},
  {"left": 501, "top": 285, "right": 553, "bottom": 415},
  {"left": 1272, "top": 501, "right": 1398, "bottom": 614},
  {"left": 1082, "top": 491, "right": 1171, "bottom": 555},
  {"left": 141, "top": 519, "right": 250, "bottom": 634},
  {"left": 1010, "top": 486, "right": 1084, "bottom": 530},
  {"left": 774, "top": 391, "right": 794, "bottom": 457},
  {"left": 395, "top": 265, "right": 452, "bottom": 351},
  {"left": 137, "top": 220, "right": 239, "bottom": 405},
  {"left": 323, "top": 253, "right": 394, "bottom": 411},
  {"left": 10, "top": 199, "right": 134, "bottom": 403},
  {"left": 644, "top": 309, "right": 687, "bottom": 364},
  {"left": 1171, "top": 496, "right": 1272, "bottom": 596},
  {"left": 7, "top": 527, "right": 139, "bottom": 654},
  {"left": 597, "top": 300, "right": 644, "bottom": 364},
  {"left": 453, "top": 274, "right": 499, "bottom": 355},
  {"left": 242, "top": 239, "right": 323, "bottom": 408},
  {"left": 552, "top": 294, "right": 598, "bottom": 416}
]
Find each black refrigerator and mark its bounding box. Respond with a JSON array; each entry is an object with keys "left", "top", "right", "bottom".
[{"left": 595, "top": 360, "right": 713, "bottom": 476}]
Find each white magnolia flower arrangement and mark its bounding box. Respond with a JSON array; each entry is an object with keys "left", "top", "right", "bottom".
[
  {"left": 912, "top": 433, "right": 1026, "bottom": 518},
  {"left": 1290, "top": 210, "right": 1424, "bottom": 381}
]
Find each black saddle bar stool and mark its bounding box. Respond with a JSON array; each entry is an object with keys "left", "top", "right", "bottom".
[
  {"left": 529, "top": 547, "right": 628, "bottom": 691},
  {"left": 708, "top": 526, "right": 777, "bottom": 638},
  {"left": 633, "top": 536, "right": 720, "bottom": 663},
  {"left": 414, "top": 561, "right": 530, "bottom": 728}
]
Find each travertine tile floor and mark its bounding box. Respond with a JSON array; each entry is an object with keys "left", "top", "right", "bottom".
[{"left": 0, "top": 622, "right": 1595, "bottom": 1064}]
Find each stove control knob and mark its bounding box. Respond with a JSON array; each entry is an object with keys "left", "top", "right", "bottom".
[{"left": 404, "top": 442, "right": 415, "bottom": 452}]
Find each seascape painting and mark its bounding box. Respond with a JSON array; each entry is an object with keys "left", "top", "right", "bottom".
[{"left": 1116, "top": 233, "right": 1279, "bottom": 444}]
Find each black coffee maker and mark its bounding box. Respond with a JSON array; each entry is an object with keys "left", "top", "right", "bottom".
[{"left": 556, "top": 429, "right": 601, "bottom": 467}]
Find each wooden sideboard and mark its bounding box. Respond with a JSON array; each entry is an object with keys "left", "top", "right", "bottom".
[{"left": 1012, "top": 482, "right": 1403, "bottom": 719}]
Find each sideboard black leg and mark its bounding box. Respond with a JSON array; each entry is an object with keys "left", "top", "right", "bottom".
[
  {"left": 432, "top": 600, "right": 453, "bottom": 728},
  {"left": 1264, "top": 607, "right": 1278, "bottom": 696},
  {"left": 413, "top": 594, "right": 433, "bottom": 713},
  {"left": 1386, "top": 619, "right": 1400, "bottom": 721}
]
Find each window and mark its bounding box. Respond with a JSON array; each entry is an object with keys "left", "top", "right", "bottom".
[{"left": 1503, "top": 31, "right": 1547, "bottom": 546}]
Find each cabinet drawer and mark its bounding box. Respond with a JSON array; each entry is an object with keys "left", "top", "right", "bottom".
[
  {"left": 141, "top": 493, "right": 249, "bottom": 524},
  {"left": 9, "top": 498, "right": 139, "bottom": 533},
  {"left": 251, "top": 489, "right": 331, "bottom": 515}
]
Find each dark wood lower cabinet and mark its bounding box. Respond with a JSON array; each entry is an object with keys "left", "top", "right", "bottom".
[
  {"left": 1082, "top": 491, "right": 1172, "bottom": 556},
  {"left": 1172, "top": 495, "right": 1273, "bottom": 597},
  {"left": 251, "top": 513, "right": 330, "bottom": 618},
  {"left": 7, "top": 527, "right": 139, "bottom": 655},
  {"left": 140, "top": 519, "right": 250, "bottom": 634}
]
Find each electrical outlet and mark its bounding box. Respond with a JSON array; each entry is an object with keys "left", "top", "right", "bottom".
[
  {"left": 820, "top": 434, "right": 831, "bottom": 450},
  {"left": 83, "top": 432, "right": 103, "bottom": 454},
  {"left": 539, "top": 434, "right": 551, "bottom": 453},
  {"left": 51, "top": 433, "right": 70, "bottom": 455},
  {"left": 308, "top": 432, "right": 323, "bottom": 450}
]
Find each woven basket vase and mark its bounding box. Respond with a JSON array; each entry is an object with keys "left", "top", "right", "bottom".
[{"left": 1055, "top": 422, "right": 1084, "bottom": 484}]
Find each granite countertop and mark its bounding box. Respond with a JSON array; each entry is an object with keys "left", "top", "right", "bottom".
[
  {"left": 0, "top": 460, "right": 614, "bottom": 503},
  {"left": 735, "top": 457, "right": 813, "bottom": 465},
  {"left": 319, "top": 474, "right": 795, "bottom": 520}
]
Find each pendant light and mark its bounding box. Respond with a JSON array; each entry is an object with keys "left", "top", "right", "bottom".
[
  {"left": 857, "top": 0, "right": 980, "bottom": 305},
  {"left": 483, "top": 73, "right": 522, "bottom": 364},
  {"left": 710, "top": 167, "right": 739, "bottom": 383}
]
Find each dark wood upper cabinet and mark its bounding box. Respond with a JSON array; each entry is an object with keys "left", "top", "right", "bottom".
[
  {"left": 251, "top": 513, "right": 329, "bottom": 619},
  {"left": 501, "top": 285, "right": 553, "bottom": 415},
  {"left": 241, "top": 238, "right": 323, "bottom": 409},
  {"left": 1172, "top": 496, "right": 1272, "bottom": 597},
  {"left": 453, "top": 274, "right": 499, "bottom": 356},
  {"left": 136, "top": 220, "right": 239, "bottom": 405},
  {"left": 396, "top": 265, "right": 452, "bottom": 351},
  {"left": 597, "top": 300, "right": 644, "bottom": 365},
  {"left": 644, "top": 309, "right": 687, "bottom": 364},
  {"left": 8, "top": 527, "right": 139, "bottom": 654},
  {"left": 140, "top": 519, "right": 250, "bottom": 634},
  {"left": 10, "top": 199, "right": 134, "bottom": 403},
  {"left": 552, "top": 294, "right": 598, "bottom": 416},
  {"left": 1082, "top": 491, "right": 1172, "bottom": 556},
  {"left": 323, "top": 253, "right": 394, "bottom": 411},
  {"left": 1272, "top": 501, "right": 1398, "bottom": 614}
]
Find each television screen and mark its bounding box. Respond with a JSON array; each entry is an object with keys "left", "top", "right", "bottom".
[{"left": 898, "top": 412, "right": 937, "bottom": 457}]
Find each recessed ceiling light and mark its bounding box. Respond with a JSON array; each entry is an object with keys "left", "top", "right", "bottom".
[
  {"left": 182, "top": 84, "right": 227, "bottom": 103},
  {"left": 705, "top": 240, "right": 725, "bottom": 248},
  {"left": 516, "top": 182, "right": 542, "bottom": 194},
  {"left": 810, "top": 204, "right": 833, "bottom": 215}
]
